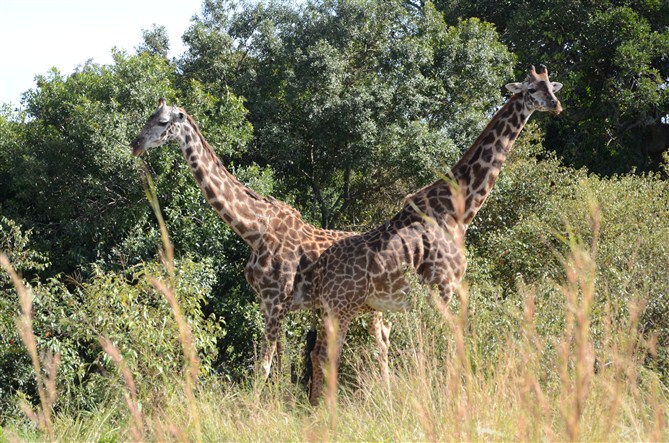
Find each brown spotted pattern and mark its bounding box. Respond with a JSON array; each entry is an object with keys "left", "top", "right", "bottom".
[
  {"left": 308, "top": 65, "right": 563, "bottom": 405},
  {"left": 131, "top": 99, "right": 390, "bottom": 380}
]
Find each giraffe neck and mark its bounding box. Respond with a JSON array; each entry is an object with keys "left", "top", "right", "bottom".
[
  {"left": 451, "top": 94, "right": 531, "bottom": 225},
  {"left": 177, "top": 116, "right": 278, "bottom": 249}
]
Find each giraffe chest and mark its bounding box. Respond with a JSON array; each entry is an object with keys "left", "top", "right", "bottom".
[
  {"left": 245, "top": 250, "right": 296, "bottom": 291},
  {"left": 244, "top": 237, "right": 317, "bottom": 293}
]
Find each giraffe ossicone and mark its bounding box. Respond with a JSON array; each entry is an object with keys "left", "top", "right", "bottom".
[
  {"left": 308, "top": 64, "right": 563, "bottom": 406},
  {"left": 131, "top": 99, "right": 391, "bottom": 382}
]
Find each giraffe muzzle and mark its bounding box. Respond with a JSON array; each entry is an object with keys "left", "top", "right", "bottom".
[{"left": 131, "top": 137, "right": 145, "bottom": 157}]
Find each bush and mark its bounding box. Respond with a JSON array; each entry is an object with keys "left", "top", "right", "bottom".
[
  {"left": 465, "top": 127, "right": 669, "bottom": 382},
  {"left": 0, "top": 253, "right": 225, "bottom": 424},
  {"left": 0, "top": 217, "right": 50, "bottom": 421}
]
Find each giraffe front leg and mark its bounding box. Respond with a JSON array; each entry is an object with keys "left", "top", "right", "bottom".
[
  {"left": 260, "top": 311, "right": 284, "bottom": 380},
  {"left": 309, "top": 314, "right": 352, "bottom": 407},
  {"left": 308, "top": 323, "right": 326, "bottom": 406},
  {"left": 257, "top": 284, "right": 292, "bottom": 379},
  {"left": 369, "top": 311, "right": 391, "bottom": 388},
  {"left": 260, "top": 332, "right": 277, "bottom": 380}
]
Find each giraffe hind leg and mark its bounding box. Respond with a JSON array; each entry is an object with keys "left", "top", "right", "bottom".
[{"left": 301, "top": 328, "right": 318, "bottom": 390}]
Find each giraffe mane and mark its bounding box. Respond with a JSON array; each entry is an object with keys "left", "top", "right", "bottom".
[
  {"left": 185, "top": 113, "right": 217, "bottom": 158},
  {"left": 454, "top": 95, "right": 519, "bottom": 168},
  {"left": 184, "top": 112, "right": 303, "bottom": 219},
  {"left": 402, "top": 94, "right": 519, "bottom": 207}
]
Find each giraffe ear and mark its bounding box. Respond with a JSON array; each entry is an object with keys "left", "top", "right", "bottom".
[
  {"left": 505, "top": 82, "right": 523, "bottom": 94},
  {"left": 158, "top": 98, "right": 166, "bottom": 107},
  {"left": 551, "top": 82, "right": 563, "bottom": 93}
]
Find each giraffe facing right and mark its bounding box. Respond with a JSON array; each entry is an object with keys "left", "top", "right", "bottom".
[{"left": 308, "top": 65, "right": 563, "bottom": 405}]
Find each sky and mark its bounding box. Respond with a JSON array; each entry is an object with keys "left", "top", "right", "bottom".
[{"left": 0, "top": 0, "right": 203, "bottom": 106}]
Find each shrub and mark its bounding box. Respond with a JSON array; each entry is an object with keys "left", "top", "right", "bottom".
[
  {"left": 0, "top": 217, "right": 50, "bottom": 421},
  {"left": 466, "top": 127, "right": 669, "bottom": 382},
  {"left": 0, "top": 254, "right": 224, "bottom": 424}
]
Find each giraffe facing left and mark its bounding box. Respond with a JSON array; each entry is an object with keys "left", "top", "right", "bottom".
[{"left": 131, "top": 98, "right": 390, "bottom": 381}]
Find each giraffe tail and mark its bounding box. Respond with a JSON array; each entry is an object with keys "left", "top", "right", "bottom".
[{"left": 301, "top": 328, "right": 318, "bottom": 391}]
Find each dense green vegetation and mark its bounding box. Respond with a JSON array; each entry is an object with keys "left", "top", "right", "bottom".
[{"left": 1, "top": 0, "right": 668, "bottom": 439}]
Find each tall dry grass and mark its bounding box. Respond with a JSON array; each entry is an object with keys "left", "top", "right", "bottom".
[
  {"left": 129, "top": 202, "right": 666, "bottom": 441},
  {"left": 0, "top": 254, "right": 59, "bottom": 441},
  {"left": 3, "top": 198, "right": 668, "bottom": 442}
]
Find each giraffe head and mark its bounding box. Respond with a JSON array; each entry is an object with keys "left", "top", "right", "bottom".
[
  {"left": 131, "top": 98, "right": 187, "bottom": 156},
  {"left": 505, "top": 64, "right": 563, "bottom": 114}
]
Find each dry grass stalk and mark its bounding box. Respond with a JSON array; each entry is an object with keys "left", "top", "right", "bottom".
[
  {"left": 141, "top": 160, "right": 204, "bottom": 441},
  {"left": 98, "top": 336, "right": 144, "bottom": 441},
  {"left": 4, "top": 429, "right": 22, "bottom": 443},
  {"left": 150, "top": 277, "right": 202, "bottom": 443},
  {"left": 600, "top": 300, "right": 623, "bottom": 439},
  {"left": 413, "top": 398, "right": 437, "bottom": 442},
  {"left": 153, "top": 418, "right": 169, "bottom": 442},
  {"left": 557, "top": 205, "right": 599, "bottom": 440},
  {"left": 150, "top": 278, "right": 200, "bottom": 384},
  {"left": 430, "top": 283, "right": 473, "bottom": 440},
  {"left": 44, "top": 352, "right": 60, "bottom": 414},
  {"left": 519, "top": 289, "right": 555, "bottom": 441},
  {"left": 650, "top": 396, "right": 667, "bottom": 442},
  {"left": 0, "top": 253, "right": 57, "bottom": 439},
  {"left": 141, "top": 163, "right": 175, "bottom": 277},
  {"left": 168, "top": 424, "right": 188, "bottom": 442}
]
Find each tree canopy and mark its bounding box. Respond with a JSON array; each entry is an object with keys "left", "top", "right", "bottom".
[
  {"left": 180, "top": 0, "right": 514, "bottom": 228},
  {"left": 436, "top": 0, "right": 669, "bottom": 173}
]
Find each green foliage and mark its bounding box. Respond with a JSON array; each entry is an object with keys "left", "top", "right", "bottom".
[
  {"left": 79, "top": 258, "right": 223, "bottom": 391},
  {"left": 0, "top": 49, "right": 256, "bottom": 277},
  {"left": 0, "top": 46, "right": 265, "bottom": 421},
  {"left": 137, "top": 24, "right": 171, "bottom": 58},
  {"left": 463, "top": 128, "right": 669, "bottom": 382},
  {"left": 0, "top": 217, "right": 50, "bottom": 419},
  {"left": 0, "top": 217, "right": 50, "bottom": 280},
  {"left": 0, "top": 52, "right": 174, "bottom": 275},
  {"left": 0, "top": 256, "right": 224, "bottom": 424},
  {"left": 436, "top": 0, "right": 669, "bottom": 174}
]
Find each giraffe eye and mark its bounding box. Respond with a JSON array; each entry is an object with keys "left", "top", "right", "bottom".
[
  {"left": 158, "top": 120, "right": 169, "bottom": 126},
  {"left": 528, "top": 87, "right": 537, "bottom": 94}
]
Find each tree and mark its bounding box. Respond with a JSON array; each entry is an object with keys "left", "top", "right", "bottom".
[
  {"left": 180, "top": 0, "right": 515, "bottom": 229},
  {"left": 137, "top": 24, "right": 171, "bottom": 58},
  {"left": 0, "top": 48, "right": 273, "bottom": 386},
  {"left": 0, "top": 52, "right": 173, "bottom": 276},
  {"left": 0, "top": 49, "right": 258, "bottom": 276},
  {"left": 435, "top": 0, "right": 669, "bottom": 174}
]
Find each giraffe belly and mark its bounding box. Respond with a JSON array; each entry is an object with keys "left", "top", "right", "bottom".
[{"left": 365, "top": 293, "right": 411, "bottom": 312}]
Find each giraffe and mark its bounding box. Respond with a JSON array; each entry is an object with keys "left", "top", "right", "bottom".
[
  {"left": 130, "top": 99, "right": 390, "bottom": 381},
  {"left": 308, "top": 65, "right": 563, "bottom": 405}
]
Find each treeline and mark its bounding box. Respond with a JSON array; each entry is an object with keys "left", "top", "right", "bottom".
[{"left": 1, "top": 0, "right": 668, "bottom": 423}]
